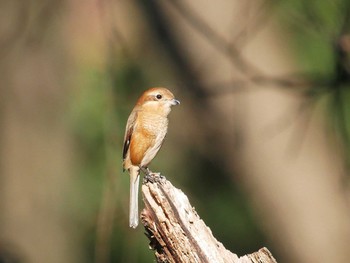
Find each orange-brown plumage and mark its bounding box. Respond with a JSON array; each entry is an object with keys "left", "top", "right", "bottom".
[
  {"left": 123, "top": 87, "right": 180, "bottom": 228},
  {"left": 129, "top": 128, "right": 154, "bottom": 165}
]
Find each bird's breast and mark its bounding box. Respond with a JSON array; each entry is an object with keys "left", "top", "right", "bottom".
[
  {"left": 136, "top": 113, "right": 168, "bottom": 167},
  {"left": 139, "top": 113, "right": 169, "bottom": 135}
]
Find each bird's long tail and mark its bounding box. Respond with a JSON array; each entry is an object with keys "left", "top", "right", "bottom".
[{"left": 129, "top": 167, "right": 140, "bottom": 228}]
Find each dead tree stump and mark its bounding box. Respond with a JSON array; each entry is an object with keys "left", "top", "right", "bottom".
[{"left": 141, "top": 177, "right": 277, "bottom": 263}]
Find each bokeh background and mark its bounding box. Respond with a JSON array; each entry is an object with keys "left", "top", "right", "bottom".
[{"left": 1, "top": 0, "right": 350, "bottom": 262}]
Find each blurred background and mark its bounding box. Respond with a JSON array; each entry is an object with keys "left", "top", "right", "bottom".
[{"left": 1, "top": 0, "right": 350, "bottom": 262}]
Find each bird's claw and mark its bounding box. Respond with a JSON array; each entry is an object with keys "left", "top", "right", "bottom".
[
  {"left": 142, "top": 168, "right": 165, "bottom": 183},
  {"left": 143, "top": 173, "right": 157, "bottom": 183}
]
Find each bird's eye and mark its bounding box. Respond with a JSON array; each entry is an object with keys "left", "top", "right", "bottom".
[{"left": 156, "top": 94, "right": 162, "bottom": 100}]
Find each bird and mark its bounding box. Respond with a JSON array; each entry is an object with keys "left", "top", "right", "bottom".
[{"left": 122, "top": 87, "right": 180, "bottom": 228}]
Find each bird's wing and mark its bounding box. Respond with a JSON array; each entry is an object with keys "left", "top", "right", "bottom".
[{"left": 123, "top": 110, "right": 138, "bottom": 161}]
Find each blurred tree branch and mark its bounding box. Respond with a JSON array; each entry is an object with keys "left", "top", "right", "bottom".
[
  {"left": 0, "top": 2, "right": 28, "bottom": 60},
  {"left": 137, "top": 0, "right": 350, "bottom": 164},
  {"left": 0, "top": 1, "right": 80, "bottom": 262}
]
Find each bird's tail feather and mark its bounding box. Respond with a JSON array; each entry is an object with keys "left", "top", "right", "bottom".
[{"left": 129, "top": 167, "right": 140, "bottom": 228}]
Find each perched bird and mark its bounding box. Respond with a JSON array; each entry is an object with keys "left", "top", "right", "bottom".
[{"left": 123, "top": 87, "right": 180, "bottom": 228}]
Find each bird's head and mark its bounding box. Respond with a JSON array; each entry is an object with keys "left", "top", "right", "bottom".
[{"left": 137, "top": 87, "right": 180, "bottom": 116}]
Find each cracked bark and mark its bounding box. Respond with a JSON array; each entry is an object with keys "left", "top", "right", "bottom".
[{"left": 141, "top": 178, "right": 277, "bottom": 263}]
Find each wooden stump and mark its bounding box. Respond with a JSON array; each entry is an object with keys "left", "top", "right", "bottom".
[{"left": 141, "top": 177, "right": 277, "bottom": 263}]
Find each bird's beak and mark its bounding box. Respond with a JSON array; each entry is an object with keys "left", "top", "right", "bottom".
[{"left": 170, "top": 99, "right": 180, "bottom": 106}]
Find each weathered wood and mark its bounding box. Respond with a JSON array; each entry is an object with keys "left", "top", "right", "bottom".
[{"left": 141, "top": 177, "right": 277, "bottom": 263}]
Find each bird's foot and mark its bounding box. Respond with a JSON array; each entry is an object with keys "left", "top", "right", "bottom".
[
  {"left": 141, "top": 167, "right": 165, "bottom": 183},
  {"left": 143, "top": 173, "right": 158, "bottom": 183}
]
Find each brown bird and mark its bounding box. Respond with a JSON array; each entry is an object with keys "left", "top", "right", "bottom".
[{"left": 123, "top": 87, "right": 180, "bottom": 228}]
